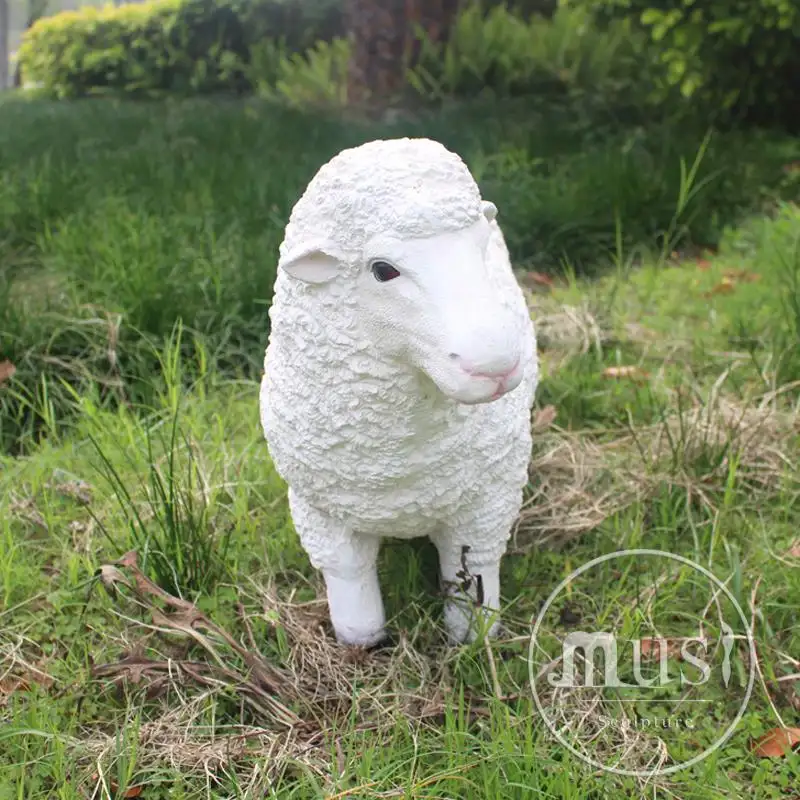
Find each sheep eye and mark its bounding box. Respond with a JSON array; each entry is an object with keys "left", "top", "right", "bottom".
[{"left": 371, "top": 260, "right": 401, "bottom": 283}]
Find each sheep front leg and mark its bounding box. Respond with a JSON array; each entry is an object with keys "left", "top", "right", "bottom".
[
  {"left": 432, "top": 537, "right": 503, "bottom": 644},
  {"left": 288, "top": 490, "right": 386, "bottom": 647},
  {"left": 322, "top": 558, "right": 386, "bottom": 648}
]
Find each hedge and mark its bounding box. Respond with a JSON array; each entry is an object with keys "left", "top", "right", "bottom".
[
  {"left": 17, "top": 0, "right": 342, "bottom": 97},
  {"left": 19, "top": 0, "right": 643, "bottom": 103},
  {"left": 565, "top": 0, "right": 800, "bottom": 129}
]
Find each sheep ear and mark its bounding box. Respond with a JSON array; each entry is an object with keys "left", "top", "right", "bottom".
[
  {"left": 278, "top": 242, "right": 342, "bottom": 284},
  {"left": 481, "top": 201, "right": 498, "bottom": 222}
]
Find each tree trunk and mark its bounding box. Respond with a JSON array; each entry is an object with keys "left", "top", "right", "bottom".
[
  {"left": 405, "top": 0, "right": 461, "bottom": 66},
  {"left": 345, "top": 0, "right": 459, "bottom": 108},
  {"left": 345, "top": 0, "right": 408, "bottom": 107},
  {"left": 0, "top": 0, "right": 9, "bottom": 91}
]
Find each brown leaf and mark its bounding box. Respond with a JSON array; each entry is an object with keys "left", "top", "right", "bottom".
[
  {"left": 92, "top": 652, "right": 166, "bottom": 684},
  {"left": 723, "top": 268, "right": 761, "bottom": 283},
  {"left": 782, "top": 161, "right": 800, "bottom": 174},
  {"left": 98, "top": 564, "right": 131, "bottom": 592},
  {"left": 639, "top": 637, "right": 685, "bottom": 660},
  {"left": 751, "top": 727, "right": 800, "bottom": 758},
  {"left": 602, "top": 366, "right": 650, "bottom": 381},
  {"left": 520, "top": 271, "right": 555, "bottom": 290},
  {"left": 639, "top": 638, "right": 659, "bottom": 659},
  {"left": 696, "top": 258, "right": 713, "bottom": 271},
  {"left": 703, "top": 277, "right": 736, "bottom": 297},
  {"left": 786, "top": 540, "right": 800, "bottom": 559},
  {"left": 90, "top": 776, "right": 143, "bottom": 798},
  {"left": 0, "top": 360, "right": 16, "bottom": 385},
  {"left": 0, "top": 664, "right": 55, "bottom": 706},
  {"left": 533, "top": 404, "right": 557, "bottom": 432},
  {"left": 0, "top": 677, "right": 31, "bottom": 695}
]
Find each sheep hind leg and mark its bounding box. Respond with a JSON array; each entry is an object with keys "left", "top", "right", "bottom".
[
  {"left": 432, "top": 538, "right": 502, "bottom": 644},
  {"left": 288, "top": 490, "right": 387, "bottom": 647}
]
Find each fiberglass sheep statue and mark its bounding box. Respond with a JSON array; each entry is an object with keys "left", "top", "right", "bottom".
[{"left": 260, "top": 137, "right": 538, "bottom": 646}]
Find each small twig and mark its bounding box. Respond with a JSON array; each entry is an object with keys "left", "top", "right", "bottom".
[
  {"left": 482, "top": 633, "right": 502, "bottom": 701},
  {"left": 749, "top": 576, "right": 785, "bottom": 728}
]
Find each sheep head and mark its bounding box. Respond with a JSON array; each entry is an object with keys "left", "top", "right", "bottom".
[{"left": 277, "top": 138, "right": 527, "bottom": 406}]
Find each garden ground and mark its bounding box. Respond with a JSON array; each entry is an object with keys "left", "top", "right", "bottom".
[{"left": 1, "top": 94, "right": 799, "bottom": 798}]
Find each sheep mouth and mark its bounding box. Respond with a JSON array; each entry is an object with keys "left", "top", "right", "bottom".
[{"left": 426, "top": 365, "right": 523, "bottom": 406}]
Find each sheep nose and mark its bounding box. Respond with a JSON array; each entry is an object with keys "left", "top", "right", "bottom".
[{"left": 450, "top": 353, "right": 521, "bottom": 380}]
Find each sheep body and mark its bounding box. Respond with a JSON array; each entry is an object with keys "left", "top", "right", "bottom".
[{"left": 260, "top": 137, "right": 537, "bottom": 644}]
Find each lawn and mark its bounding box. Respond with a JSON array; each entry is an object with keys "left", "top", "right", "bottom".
[{"left": 1, "top": 93, "right": 799, "bottom": 798}]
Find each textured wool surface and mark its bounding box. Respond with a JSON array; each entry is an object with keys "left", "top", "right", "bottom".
[
  {"left": 279, "top": 138, "right": 484, "bottom": 275},
  {"left": 260, "top": 137, "right": 538, "bottom": 577}
]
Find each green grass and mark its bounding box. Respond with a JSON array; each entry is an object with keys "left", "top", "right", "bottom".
[
  {"left": 2, "top": 93, "right": 800, "bottom": 453},
  {"left": 1, "top": 94, "right": 799, "bottom": 798}
]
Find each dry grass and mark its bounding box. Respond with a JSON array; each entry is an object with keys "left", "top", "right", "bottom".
[
  {"left": 3, "top": 291, "right": 796, "bottom": 794},
  {"left": 75, "top": 371, "right": 799, "bottom": 787},
  {"left": 52, "top": 552, "right": 486, "bottom": 792},
  {"left": 516, "top": 375, "right": 799, "bottom": 551},
  {"left": 528, "top": 296, "right": 606, "bottom": 366},
  {"left": 3, "top": 374, "right": 796, "bottom": 791}
]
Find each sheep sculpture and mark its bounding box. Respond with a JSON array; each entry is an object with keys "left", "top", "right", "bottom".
[{"left": 260, "top": 137, "right": 538, "bottom": 646}]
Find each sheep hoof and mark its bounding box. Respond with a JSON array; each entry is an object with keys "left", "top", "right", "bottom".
[
  {"left": 365, "top": 631, "right": 397, "bottom": 652},
  {"left": 323, "top": 568, "right": 387, "bottom": 649},
  {"left": 335, "top": 625, "right": 390, "bottom": 649}
]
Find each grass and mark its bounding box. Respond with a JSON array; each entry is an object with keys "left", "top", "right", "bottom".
[
  {"left": 1, "top": 92, "right": 799, "bottom": 798},
  {"left": 2, "top": 93, "right": 800, "bottom": 453}
]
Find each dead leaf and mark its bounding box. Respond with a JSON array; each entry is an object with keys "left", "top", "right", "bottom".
[
  {"left": 0, "top": 663, "right": 55, "bottom": 705},
  {"left": 0, "top": 677, "right": 31, "bottom": 696},
  {"left": 786, "top": 540, "right": 800, "bottom": 559},
  {"left": 51, "top": 480, "right": 93, "bottom": 505},
  {"left": 8, "top": 499, "right": 48, "bottom": 531},
  {"left": 723, "top": 268, "right": 761, "bottom": 283},
  {"left": 751, "top": 726, "right": 800, "bottom": 758},
  {"left": 98, "top": 564, "right": 131, "bottom": 593},
  {"left": 704, "top": 277, "right": 736, "bottom": 297},
  {"left": 602, "top": 366, "right": 650, "bottom": 381},
  {"left": 0, "top": 360, "right": 16, "bottom": 385},
  {"left": 696, "top": 259, "right": 713, "bottom": 271},
  {"left": 94, "top": 553, "right": 302, "bottom": 727},
  {"left": 639, "top": 637, "right": 685, "bottom": 660},
  {"left": 520, "top": 271, "right": 555, "bottom": 290},
  {"left": 782, "top": 161, "right": 800, "bottom": 174},
  {"left": 90, "top": 776, "right": 144, "bottom": 798},
  {"left": 533, "top": 405, "right": 557, "bottom": 432}
]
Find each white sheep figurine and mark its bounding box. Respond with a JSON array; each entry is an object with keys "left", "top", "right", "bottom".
[{"left": 260, "top": 137, "right": 538, "bottom": 646}]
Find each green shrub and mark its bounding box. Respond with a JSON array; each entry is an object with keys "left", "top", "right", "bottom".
[
  {"left": 272, "top": 37, "right": 350, "bottom": 109},
  {"left": 18, "top": 0, "right": 649, "bottom": 105},
  {"left": 565, "top": 0, "right": 800, "bottom": 128},
  {"left": 244, "top": 35, "right": 349, "bottom": 108},
  {"left": 242, "top": 4, "right": 649, "bottom": 112},
  {"left": 407, "top": 4, "right": 648, "bottom": 102},
  {"left": 17, "top": 0, "right": 342, "bottom": 97},
  {"left": 18, "top": 0, "right": 243, "bottom": 96}
]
